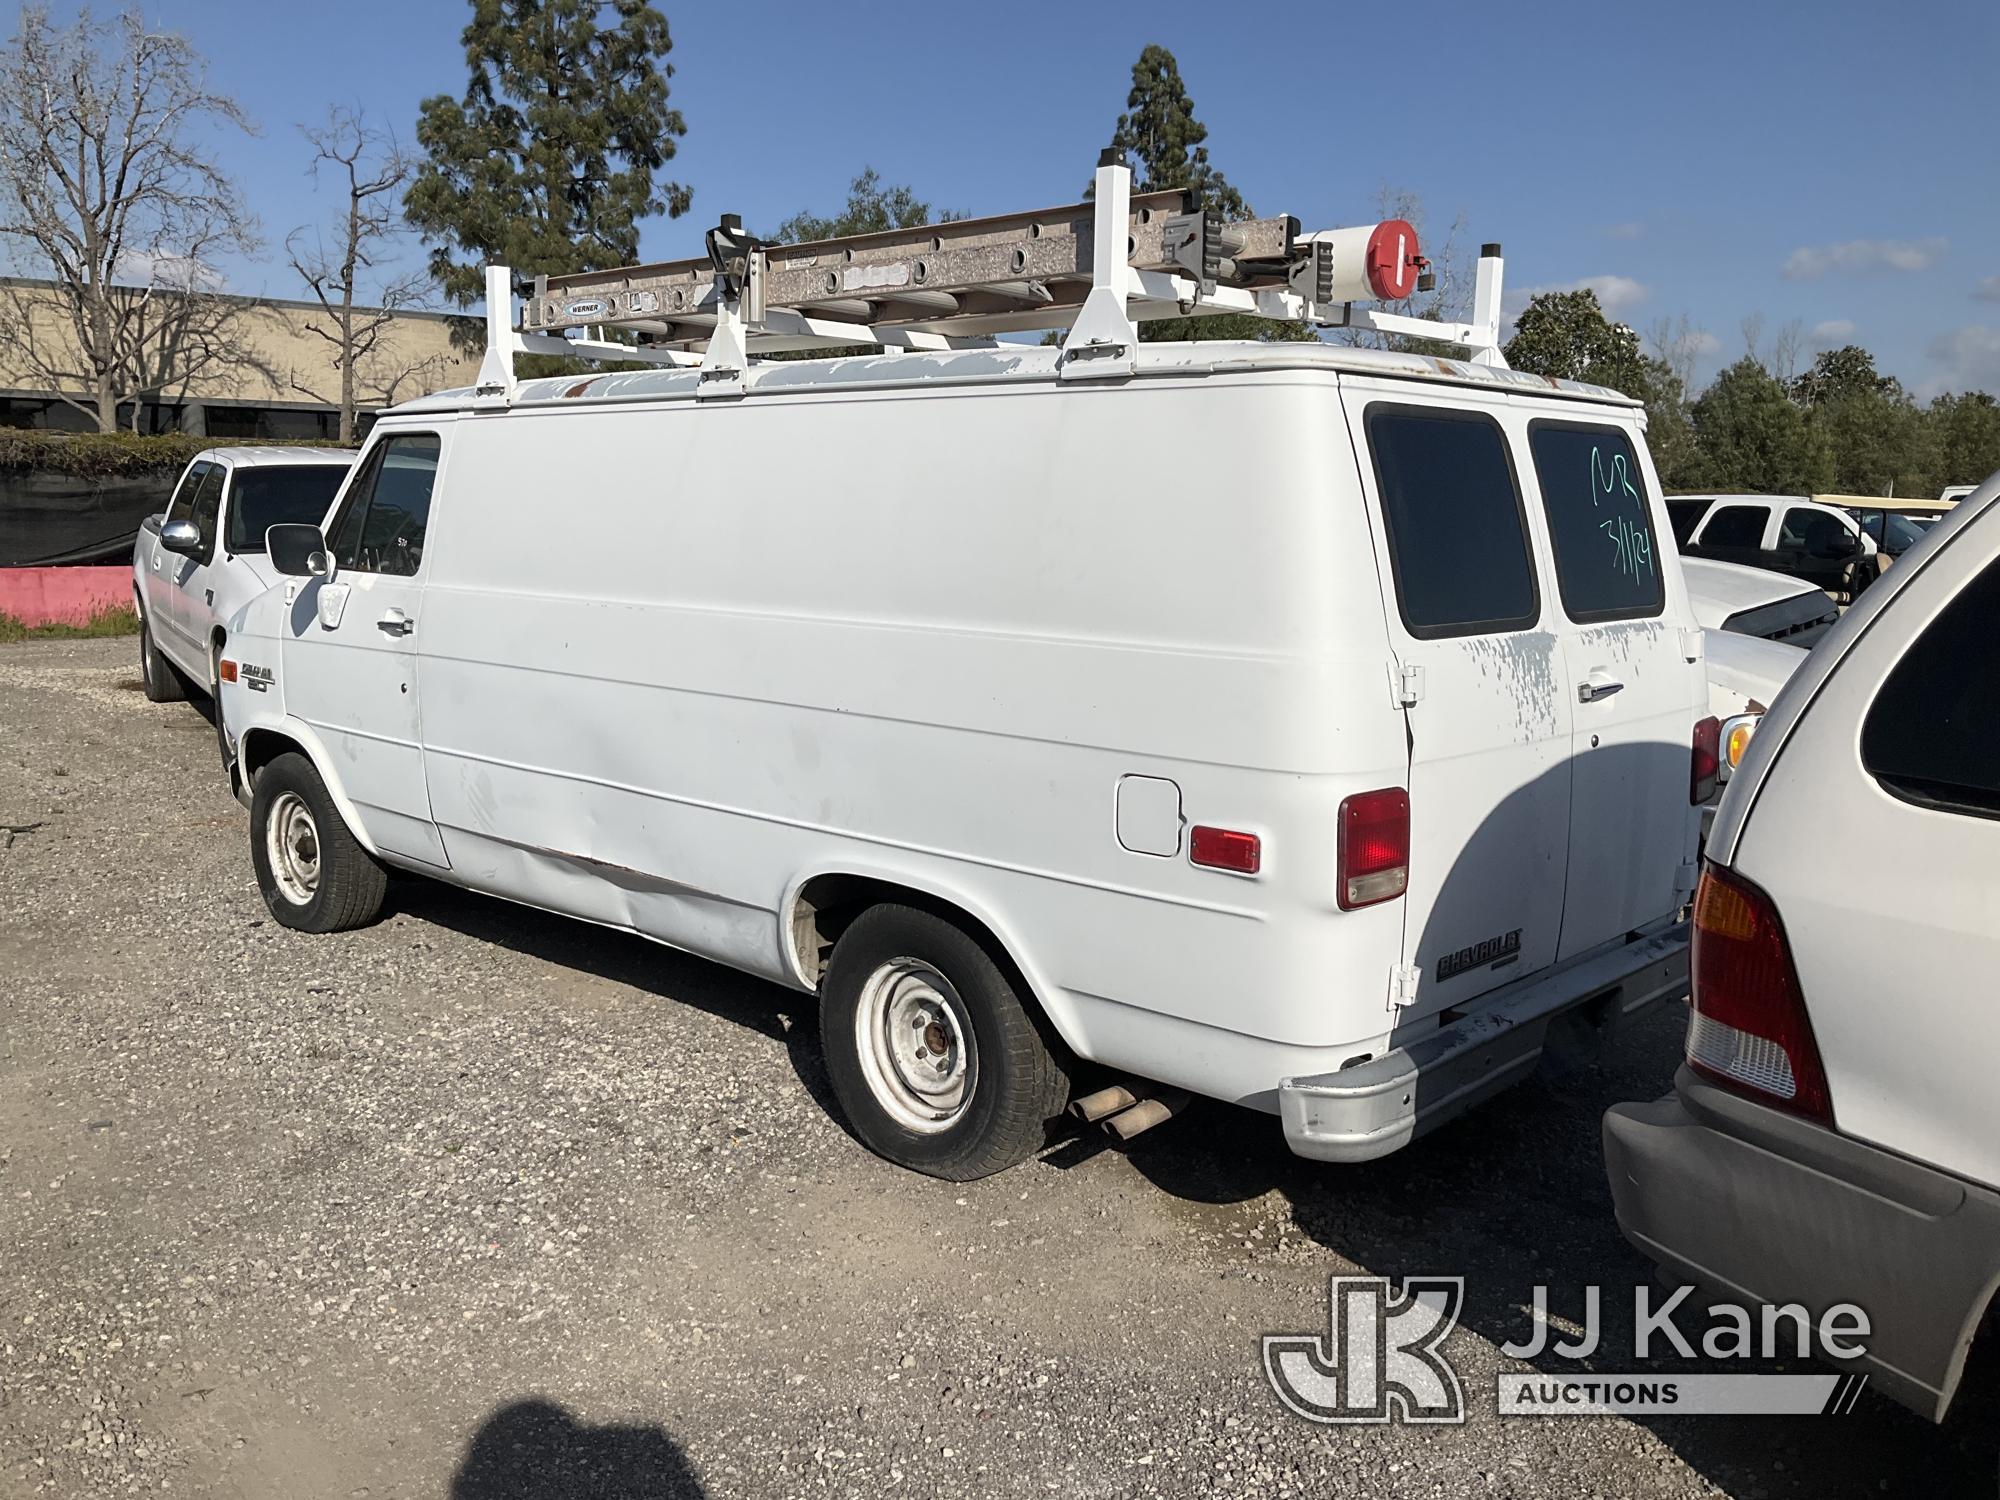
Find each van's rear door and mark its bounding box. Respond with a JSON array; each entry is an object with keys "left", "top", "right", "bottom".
[
  {"left": 1341, "top": 386, "right": 1572, "bottom": 1021},
  {"left": 1520, "top": 416, "right": 1701, "bottom": 957}
]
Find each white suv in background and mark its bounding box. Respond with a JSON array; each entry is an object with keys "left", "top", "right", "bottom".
[
  {"left": 1606, "top": 478, "right": 2000, "bottom": 1424},
  {"left": 1668, "top": 494, "right": 1878, "bottom": 600},
  {"left": 133, "top": 447, "right": 355, "bottom": 705}
]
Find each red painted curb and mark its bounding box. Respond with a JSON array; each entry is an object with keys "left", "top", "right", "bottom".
[{"left": 0, "top": 565, "right": 133, "bottom": 627}]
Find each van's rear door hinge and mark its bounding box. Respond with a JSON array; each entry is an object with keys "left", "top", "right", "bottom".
[
  {"left": 1388, "top": 963, "right": 1422, "bottom": 1011},
  {"left": 1391, "top": 662, "right": 1424, "bottom": 707}
]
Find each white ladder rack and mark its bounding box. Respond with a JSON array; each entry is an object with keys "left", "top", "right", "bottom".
[{"left": 474, "top": 156, "right": 1507, "bottom": 398}]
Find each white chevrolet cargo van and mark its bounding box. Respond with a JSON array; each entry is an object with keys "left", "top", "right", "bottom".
[{"left": 217, "top": 167, "right": 1712, "bottom": 1178}]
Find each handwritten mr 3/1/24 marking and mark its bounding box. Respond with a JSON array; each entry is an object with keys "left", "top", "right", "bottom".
[{"left": 1591, "top": 444, "right": 1656, "bottom": 582}]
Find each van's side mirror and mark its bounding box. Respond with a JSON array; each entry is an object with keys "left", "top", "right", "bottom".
[
  {"left": 159, "top": 518, "right": 202, "bottom": 556},
  {"left": 268, "top": 523, "right": 331, "bottom": 579}
]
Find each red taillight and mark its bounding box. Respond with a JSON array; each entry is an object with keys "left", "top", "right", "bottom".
[
  {"left": 1686, "top": 865, "right": 1831, "bottom": 1123},
  {"left": 1691, "top": 715, "right": 1720, "bottom": 803},
  {"left": 1337, "top": 788, "right": 1410, "bottom": 910},
  {"left": 1190, "top": 825, "right": 1261, "bottom": 875}
]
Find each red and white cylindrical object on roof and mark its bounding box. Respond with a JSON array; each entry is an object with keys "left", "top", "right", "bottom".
[{"left": 1304, "top": 219, "right": 1427, "bottom": 303}]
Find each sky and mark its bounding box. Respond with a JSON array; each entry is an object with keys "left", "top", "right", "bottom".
[{"left": 29, "top": 0, "right": 2000, "bottom": 398}]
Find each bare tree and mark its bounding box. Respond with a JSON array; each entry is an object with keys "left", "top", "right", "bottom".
[
  {"left": 0, "top": 7, "right": 262, "bottom": 433},
  {"left": 1647, "top": 312, "right": 1706, "bottom": 395},
  {"left": 1769, "top": 318, "right": 1805, "bottom": 386},
  {"left": 1739, "top": 311, "right": 1766, "bottom": 364},
  {"left": 285, "top": 107, "right": 441, "bottom": 443}
]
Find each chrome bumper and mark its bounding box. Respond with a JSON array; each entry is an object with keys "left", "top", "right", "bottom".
[{"left": 1279, "top": 924, "right": 1689, "bottom": 1163}]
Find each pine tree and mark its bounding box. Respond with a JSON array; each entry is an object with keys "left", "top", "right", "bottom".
[
  {"left": 405, "top": 0, "right": 691, "bottom": 309},
  {"left": 1093, "top": 44, "right": 1246, "bottom": 219},
  {"left": 1088, "top": 44, "right": 1307, "bottom": 343}
]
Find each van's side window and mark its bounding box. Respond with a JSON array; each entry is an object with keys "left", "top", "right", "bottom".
[
  {"left": 1698, "top": 505, "right": 1766, "bottom": 548},
  {"left": 1527, "top": 423, "right": 1665, "bottom": 622},
  {"left": 326, "top": 433, "right": 441, "bottom": 578},
  {"left": 1364, "top": 405, "right": 1538, "bottom": 638},
  {"left": 1861, "top": 554, "right": 2000, "bottom": 819}
]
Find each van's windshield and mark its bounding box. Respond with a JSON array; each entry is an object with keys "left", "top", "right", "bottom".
[{"left": 226, "top": 466, "right": 350, "bottom": 553}]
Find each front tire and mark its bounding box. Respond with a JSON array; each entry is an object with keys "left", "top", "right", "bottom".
[
  {"left": 820, "top": 904, "right": 1068, "bottom": 1180},
  {"left": 138, "top": 610, "right": 186, "bottom": 703},
  {"left": 249, "top": 752, "right": 386, "bottom": 932}
]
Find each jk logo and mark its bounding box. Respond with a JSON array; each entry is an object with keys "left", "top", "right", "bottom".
[{"left": 1263, "top": 1276, "right": 1466, "bottom": 1425}]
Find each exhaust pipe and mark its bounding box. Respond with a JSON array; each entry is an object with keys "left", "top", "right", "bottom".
[
  {"left": 1101, "top": 1090, "right": 1190, "bottom": 1142},
  {"left": 1070, "top": 1084, "right": 1138, "bottom": 1124}
]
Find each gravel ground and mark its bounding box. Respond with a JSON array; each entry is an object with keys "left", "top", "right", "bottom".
[{"left": 0, "top": 637, "right": 1991, "bottom": 1499}]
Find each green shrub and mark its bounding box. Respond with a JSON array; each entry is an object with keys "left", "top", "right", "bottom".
[
  {"left": 0, "top": 430, "right": 357, "bottom": 479},
  {"left": 0, "top": 604, "right": 142, "bottom": 641}
]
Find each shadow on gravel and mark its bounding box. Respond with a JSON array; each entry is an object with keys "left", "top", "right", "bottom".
[
  {"left": 382, "top": 878, "right": 842, "bottom": 1122},
  {"left": 452, "top": 1398, "right": 705, "bottom": 1498},
  {"left": 1104, "top": 1026, "right": 1990, "bottom": 1498}
]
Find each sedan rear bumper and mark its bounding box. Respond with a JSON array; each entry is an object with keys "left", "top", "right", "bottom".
[{"left": 1605, "top": 1068, "right": 2000, "bottom": 1423}]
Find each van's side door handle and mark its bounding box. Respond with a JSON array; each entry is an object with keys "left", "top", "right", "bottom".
[
  {"left": 1578, "top": 677, "right": 1624, "bottom": 704},
  {"left": 377, "top": 608, "right": 415, "bottom": 637}
]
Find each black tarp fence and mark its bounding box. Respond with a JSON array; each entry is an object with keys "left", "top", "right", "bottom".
[{"left": 0, "top": 468, "right": 179, "bottom": 565}]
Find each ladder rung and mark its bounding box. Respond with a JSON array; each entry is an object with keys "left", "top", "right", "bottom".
[{"left": 524, "top": 189, "right": 1297, "bottom": 341}]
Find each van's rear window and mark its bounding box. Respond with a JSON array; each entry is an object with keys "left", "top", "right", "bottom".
[
  {"left": 1528, "top": 423, "right": 1665, "bottom": 623},
  {"left": 1364, "top": 405, "right": 1539, "bottom": 639}
]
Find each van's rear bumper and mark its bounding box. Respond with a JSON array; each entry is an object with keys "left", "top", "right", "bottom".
[{"left": 1277, "top": 923, "right": 1688, "bottom": 1163}]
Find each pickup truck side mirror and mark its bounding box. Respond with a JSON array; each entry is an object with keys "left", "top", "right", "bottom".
[
  {"left": 159, "top": 518, "right": 202, "bottom": 556},
  {"left": 1811, "top": 532, "right": 1860, "bottom": 560},
  {"left": 267, "top": 523, "right": 331, "bottom": 579}
]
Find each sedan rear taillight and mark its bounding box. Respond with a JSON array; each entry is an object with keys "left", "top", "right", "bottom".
[{"left": 1685, "top": 864, "right": 1831, "bottom": 1123}]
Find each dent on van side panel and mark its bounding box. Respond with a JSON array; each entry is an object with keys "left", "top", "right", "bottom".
[{"left": 415, "top": 377, "right": 1410, "bottom": 1074}]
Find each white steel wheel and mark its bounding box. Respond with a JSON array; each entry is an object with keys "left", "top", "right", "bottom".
[
  {"left": 249, "top": 752, "right": 386, "bottom": 933},
  {"left": 852, "top": 958, "right": 976, "bottom": 1133},
  {"left": 263, "top": 790, "right": 322, "bottom": 906}
]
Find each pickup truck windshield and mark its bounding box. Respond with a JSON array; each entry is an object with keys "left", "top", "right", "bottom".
[{"left": 226, "top": 466, "right": 349, "bottom": 554}]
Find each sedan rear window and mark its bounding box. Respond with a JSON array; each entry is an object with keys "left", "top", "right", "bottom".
[
  {"left": 227, "top": 466, "right": 351, "bottom": 553},
  {"left": 1862, "top": 553, "right": 2000, "bottom": 818}
]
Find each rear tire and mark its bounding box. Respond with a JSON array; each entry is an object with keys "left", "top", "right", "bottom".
[
  {"left": 820, "top": 904, "right": 1068, "bottom": 1180},
  {"left": 249, "top": 752, "right": 386, "bottom": 933},
  {"left": 138, "top": 610, "right": 186, "bottom": 703}
]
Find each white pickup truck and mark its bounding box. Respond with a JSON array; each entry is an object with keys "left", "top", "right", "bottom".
[{"left": 133, "top": 447, "right": 355, "bottom": 707}]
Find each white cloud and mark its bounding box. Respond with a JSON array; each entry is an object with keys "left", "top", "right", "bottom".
[
  {"left": 1975, "top": 274, "right": 2000, "bottom": 303},
  {"left": 113, "top": 250, "right": 227, "bottom": 293},
  {"left": 1808, "top": 319, "right": 1856, "bottom": 346},
  {"left": 1503, "top": 274, "right": 1651, "bottom": 323},
  {"left": 1604, "top": 221, "right": 1643, "bottom": 240},
  {"left": 1926, "top": 324, "right": 2000, "bottom": 395},
  {"left": 1686, "top": 330, "right": 1722, "bottom": 355},
  {"left": 1781, "top": 237, "right": 1947, "bottom": 280}
]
